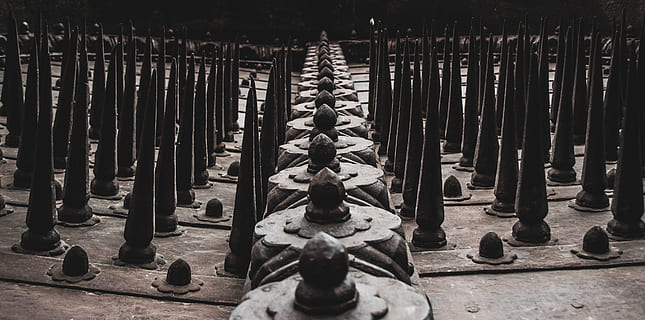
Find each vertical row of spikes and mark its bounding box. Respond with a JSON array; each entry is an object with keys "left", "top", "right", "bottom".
[
  {"left": 400, "top": 39, "right": 424, "bottom": 218},
  {"left": 52, "top": 26, "right": 78, "bottom": 170},
  {"left": 384, "top": 30, "right": 402, "bottom": 172},
  {"left": 260, "top": 61, "right": 278, "bottom": 204},
  {"left": 548, "top": 27, "right": 576, "bottom": 184},
  {"left": 117, "top": 22, "right": 136, "bottom": 178},
  {"left": 215, "top": 41, "right": 227, "bottom": 153},
  {"left": 511, "top": 51, "right": 551, "bottom": 245},
  {"left": 412, "top": 37, "right": 447, "bottom": 247},
  {"left": 193, "top": 54, "right": 210, "bottom": 187},
  {"left": 91, "top": 45, "right": 120, "bottom": 197},
  {"left": 443, "top": 21, "right": 463, "bottom": 154},
  {"left": 155, "top": 59, "right": 179, "bottom": 234},
  {"left": 176, "top": 54, "right": 196, "bottom": 207},
  {"left": 14, "top": 21, "right": 67, "bottom": 255},
  {"left": 606, "top": 49, "right": 645, "bottom": 239},
  {"left": 116, "top": 24, "right": 125, "bottom": 120},
  {"left": 514, "top": 21, "right": 526, "bottom": 148},
  {"left": 489, "top": 42, "right": 518, "bottom": 216},
  {"left": 470, "top": 34, "right": 498, "bottom": 189},
  {"left": 421, "top": 22, "right": 430, "bottom": 119},
  {"left": 88, "top": 23, "right": 105, "bottom": 140},
  {"left": 224, "top": 70, "right": 262, "bottom": 277},
  {"left": 223, "top": 42, "right": 235, "bottom": 142},
  {"left": 230, "top": 40, "right": 241, "bottom": 132},
  {"left": 495, "top": 20, "right": 508, "bottom": 134},
  {"left": 537, "top": 17, "right": 551, "bottom": 163},
  {"left": 367, "top": 19, "right": 377, "bottom": 122},
  {"left": 573, "top": 26, "right": 608, "bottom": 210},
  {"left": 118, "top": 69, "right": 158, "bottom": 266},
  {"left": 457, "top": 19, "right": 479, "bottom": 170},
  {"left": 136, "top": 32, "right": 153, "bottom": 154},
  {"left": 550, "top": 18, "right": 566, "bottom": 133},
  {"left": 572, "top": 18, "right": 588, "bottom": 146},
  {"left": 13, "top": 35, "right": 39, "bottom": 188},
  {"left": 3, "top": 13, "right": 24, "bottom": 147},
  {"left": 604, "top": 24, "right": 621, "bottom": 163},
  {"left": 438, "top": 25, "right": 451, "bottom": 139},
  {"left": 377, "top": 28, "right": 393, "bottom": 157},
  {"left": 58, "top": 22, "right": 99, "bottom": 226},
  {"left": 156, "top": 26, "right": 167, "bottom": 147},
  {"left": 206, "top": 47, "right": 218, "bottom": 166},
  {"left": 390, "top": 39, "right": 411, "bottom": 193}
]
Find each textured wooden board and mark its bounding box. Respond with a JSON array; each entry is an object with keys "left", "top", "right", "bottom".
[
  {"left": 0, "top": 281, "right": 236, "bottom": 319},
  {"left": 0, "top": 250, "right": 244, "bottom": 305},
  {"left": 425, "top": 265, "right": 645, "bottom": 320}
]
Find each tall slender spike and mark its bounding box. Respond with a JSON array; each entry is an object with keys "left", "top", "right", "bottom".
[
  {"left": 458, "top": 20, "right": 479, "bottom": 169},
  {"left": 604, "top": 25, "right": 621, "bottom": 162},
  {"left": 606, "top": 53, "right": 645, "bottom": 239},
  {"left": 116, "top": 24, "right": 124, "bottom": 119},
  {"left": 548, "top": 27, "right": 576, "bottom": 183},
  {"left": 574, "top": 30, "right": 608, "bottom": 210},
  {"left": 550, "top": 17, "right": 566, "bottom": 132},
  {"left": 523, "top": 15, "right": 530, "bottom": 85},
  {"left": 207, "top": 48, "right": 218, "bottom": 166},
  {"left": 224, "top": 66, "right": 261, "bottom": 277},
  {"left": 52, "top": 27, "right": 78, "bottom": 170},
  {"left": 511, "top": 52, "right": 552, "bottom": 245},
  {"left": 13, "top": 21, "right": 67, "bottom": 255},
  {"left": 286, "top": 37, "right": 292, "bottom": 119},
  {"left": 368, "top": 19, "right": 376, "bottom": 121},
  {"left": 91, "top": 45, "right": 120, "bottom": 197},
  {"left": 443, "top": 22, "right": 463, "bottom": 153},
  {"left": 117, "top": 23, "right": 137, "bottom": 178},
  {"left": 495, "top": 20, "right": 508, "bottom": 134},
  {"left": 13, "top": 37, "right": 39, "bottom": 188},
  {"left": 586, "top": 19, "right": 598, "bottom": 110},
  {"left": 155, "top": 59, "right": 179, "bottom": 234},
  {"left": 638, "top": 11, "right": 645, "bottom": 174},
  {"left": 215, "top": 43, "right": 227, "bottom": 153},
  {"left": 514, "top": 22, "right": 527, "bottom": 148},
  {"left": 58, "top": 28, "right": 98, "bottom": 226},
  {"left": 118, "top": 69, "right": 159, "bottom": 266},
  {"left": 537, "top": 17, "right": 551, "bottom": 162},
  {"left": 260, "top": 62, "right": 278, "bottom": 204},
  {"left": 59, "top": 17, "right": 71, "bottom": 88},
  {"left": 178, "top": 28, "right": 187, "bottom": 122},
  {"left": 391, "top": 39, "right": 412, "bottom": 193},
  {"left": 136, "top": 32, "right": 153, "bottom": 154},
  {"left": 400, "top": 39, "right": 425, "bottom": 218},
  {"left": 372, "top": 27, "right": 383, "bottom": 140},
  {"left": 89, "top": 23, "right": 105, "bottom": 140},
  {"left": 250, "top": 77, "right": 264, "bottom": 219},
  {"left": 156, "top": 26, "right": 167, "bottom": 146},
  {"left": 618, "top": 9, "right": 628, "bottom": 103},
  {"left": 438, "top": 25, "right": 451, "bottom": 138},
  {"left": 421, "top": 22, "right": 430, "bottom": 119},
  {"left": 412, "top": 46, "right": 447, "bottom": 248},
  {"left": 377, "top": 28, "right": 393, "bottom": 157},
  {"left": 223, "top": 42, "right": 235, "bottom": 142},
  {"left": 470, "top": 35, "right": 498, "bottom": 188},
  {"left": 275, "top": 49, "right": 286, "bottom": 145},
  {"left": 384, "top": 30, "right": 402, "bottom": 172},
  {"left": 572, "top": 18, "right": 588, "bottom": 145},
  {"left": 489, "top": 44, "right": 518, "bottom": 215},
  {"left": 177, "top": 54, "right": 197, "bottom": 207},
  {"left": 231, "top": 40, "right": 241, "bottom": 131},
  {"left": 194, "top": 54, "right": 210, "bottom": 187},
  {"left": 3, "top": 13, "right": 24, "bottom": 147},
  {"left": 478, "top": 18, "right": 485, "bottom": 113}
]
